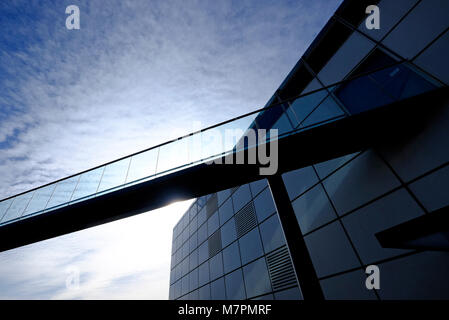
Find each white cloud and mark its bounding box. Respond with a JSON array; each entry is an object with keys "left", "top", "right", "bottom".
[{"left": 0, "top": 0, "right": 342, "bottom": 299}]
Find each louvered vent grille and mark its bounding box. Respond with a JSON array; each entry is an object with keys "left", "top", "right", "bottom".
[
  {"left": 206, "top": 194, "right": 218, "bottom": 219},
  {"left": 266, "top": 246, "right": 297, "bottom": 291},
  {"left": 208, "top": 230, "right": 222, "bottom": 258},
  {"left": 234, "top": 201, "right": 257, "bottom": 238}
]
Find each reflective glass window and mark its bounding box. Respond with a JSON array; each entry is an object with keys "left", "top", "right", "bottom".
[
  {"left": 259, "top": 214, "right": 286, "bottom": 253},
  {"left": 198, "top": 241, "right": 209, "bottom": 265},
  {"left": 223, "top": 241, "right": 241, "bottom": 273},
  {"left": 221, "top": 217, "right": 237, "bottom": 248},
  {"left": 126, "top": 149, "right": 158, "bottom": 183},
  {"left": 198, "top": 261, "right": 210, "bottom": 287},
  {"left": 253, "top": 188, "right": 276, "bottom": 222},
  {"left": 71, "top": 166, "right": 104, "bottom": 201},
  {"left": 209, "top": 252, "right": 224, "bottom": 281},
  {"left": 1, "top": 192, "right": 34, "bottom": 223},
  {"left": 97, "top": 158, "right": 130, "bottom": 193},
  {"left": 211, "top": 277, "right": 226, "bottom": 300},
  {"left": 207, "top": 210, "right": 220, "bottom": 236},
  {"left": 218, "top": 197, "right": 234, "bottom": 225},
  {"left": 225, "top": 268, "right": 246, "bottom": 300},
  {"left": 239, "top": 228, "right": 264, "bottom": 265},
  {"left": 243, "top": 257, "right": 272, "bottom": 298}
]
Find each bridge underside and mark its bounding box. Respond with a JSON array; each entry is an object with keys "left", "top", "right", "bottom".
[{"left": 0, "top": 88, "right": 446, "bottom": 253}]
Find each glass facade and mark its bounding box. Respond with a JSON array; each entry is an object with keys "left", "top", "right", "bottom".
[
  {"left": 169, "top": 180, "right": 302, "bottom": 300},
  {"left": 170, "top": 0, "right": 449, "bottom": 300}
]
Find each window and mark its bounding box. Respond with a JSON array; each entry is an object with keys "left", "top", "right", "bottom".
[
  {"left": 207, "top": 210, "right": 220, "bottom": 236},
  {"left": 243, "top": 257, "right": 272, "bottom": 298},
  {"left": 198, "top": 261, "right": 210, "bottom": 287},
  {"left": 232, "top": 184, "right": 252, "bottom": 212},
  {"left": 239, "top": 228, "right": 264, "bottom": 265},
  {"left": 223, "top": 242, "right": 241, "bottom": 273},
  {"left": 225, "top": 269, "right": 246, "bottom": 300},
  {"left": 198, "top": 241, "right": 209, "bottom": 265},
  {"left": 253, "top": 188, "right": 276, "bottom": 222},
  {"left": 221, "top": 218, "right": 237, "bottom": 247},
  {"left": 218, "top": 197, "right": 234, "bottom": 225},
  {"left": 211, "top": 277, "right": 226, "bottom": 300},
  {"left": 209, "top": 252, "right": 224, "bottom": 281},
  {"left": 259, "top": 214, "right": 286, "bottom": 253}
]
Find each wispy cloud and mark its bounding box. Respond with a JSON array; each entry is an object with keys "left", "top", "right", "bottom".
[{"left": 0, "top": 0, "right": 342, "bottom": 299}]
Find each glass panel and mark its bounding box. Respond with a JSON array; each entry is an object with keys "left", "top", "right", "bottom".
[
  {"left": 259, "top": 214, "right": 286, "bottom": 253},
  {"left": 126, "top": 149, "right": 158, "bottom": 183},
  {"left": 335, "top": 74, "right": 394, "bottom": 114},
  {"left": 198, "top": 261, "right": 210, "bottom": 287},
  {"left": 189, "top": 248, "right": 199, "bottom": 271},
  {"left": 198, "top": 241, "right": 208, "bottom": 265},
  {"left": 221, "top": 217, "right": 237, "bottom": 248},
  {"left": 256, "top": 104, "right": 293, "bottom": 136},
  {"left": 218, "top": 197, "right": 234, "bottom": 225},
  {"left": 225, "top": 268, "right": 246, "bottom": 300},
  {"left": 207, "top": 211, "right": 219, "bottom": 236},
  {"left": 199, "top": 284, "right": 210, "bottom": 300},
  {"left": 302, "top": 95, "right": 345, "bottom": 127},
  {"left": 1, "top": 192, "right": 34, "bottom": 223},
  {"left": 23, "top": 184, "right": 56, "bottom": 216},
  {"left": 243, "top": 257, "right": 272, "bottom": 298},
  {"left": 97, "top": 159, "right": 130, "bottom": 193},
  {"left": 157, "top": 138, "right": 189, "bottom": 174},
  {"left": 210, "top": 277, "right": 226, "bottom": 300},
  {"left": 288, "top": 89, "right": 328, "bottom": 125},
  {"left": 223, "top": 241, "right": 241, "bottom": 273},
  {"left": 197, "top": 222, "right": 207, "bottom": 244},
  {"left": 46, "top": 176, "right": 79, "bottom": 209},
  {"left": 209, "top": 252, "right": 224, "bottom": 281},
  {"left": 189, "top": 268, "right": 199, "bottom": 292},
  {"left": 253, "top": 188, "right": 276, "bottom": 222},
  {"left": 71, "top": 166, "right": 104, "bottom": 201},
  {"left": 239, "top": 227, "right": 264, "bottom": 265},
  {"left": 0, "top": 198, "right": 14, "bottom": 222}
]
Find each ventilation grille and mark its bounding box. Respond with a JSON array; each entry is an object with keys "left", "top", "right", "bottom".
[
  {"left": 266, "top": 246, "right": 297, "bottom": 291},
  {"left": 235, "top": 201, "right": 257, "bottom": 238},
  {"left": 208, "top": 230, "right": 222, "bottom": 258},
  {"left": 206, "top": 194, "right": 218, "bottom": 219}
]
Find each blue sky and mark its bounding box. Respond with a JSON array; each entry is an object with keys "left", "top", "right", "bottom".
[{"left": 0, "top": 0, "right": 342, "bottom": 299}]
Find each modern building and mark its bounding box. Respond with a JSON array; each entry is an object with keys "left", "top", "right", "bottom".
[{"left": 169, "top": 0, "right": 449, "bottom": 300}]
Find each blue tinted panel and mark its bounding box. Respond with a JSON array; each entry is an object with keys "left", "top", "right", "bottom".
[
  {"left": 335, "top": 74, "right": 394, "bottom": 114},
  {"left": 217, "top": 188, "right": 231, "bottom": 207},
  {"left": 207, "top": 210, "right": 220, "bottom": 237},
  {"left": 189, "top": 232, "right": 198, "bottom": 253},
  {"left": 126, "top": 149, "right": 158, "bottom": 183},
  {"left": 1, "top": 192, "right": 34, "bottom": 223},
  {"left": 197, "top": 206, "right": 207, "bottom": 227},
  {"left": 253, "top": 188, "right": 276, "bottom": 222},
  {"left": 197, "top": 222, "right": 208, "bottom": 244},
  {"left": 181, "top": 274, "right": 189, "bottom": 296},
  {"left": 223, "top": 242, "right": 241, "bottom": 273},
  {"left": 282, "top": 166, "right": 319, "bottom": 200},
  {"left": 292, "top": 184, "right": 337, "bottom": 234},
  {"left": 289, "top": 90, "right": 328, "bottom": 125},
  {"left": 0, "top": 199, "right": 13, "bottom": 222},
  {"left": 302, "top": 95, "right": 344, "bottom": 127},
  {"left": 259, "top": 214, "right": 286, "bottom": 253},
  {"left": 225, "top": 268, "right": 246, "bottom": 300},
  {"left": 199, "top": 284, "right": 210, "bottom": 300},
  {"left": 97, "top": 158, "right": 130, "bottom": 193},
  {"left": 218, "top": 197, "right": 234, "bottom": 225},
  {"left": 221, "top": 218, "right": 237, "bottom": 248},
  {"left": 189, "top": 249, "right": 199, "bottom": 271},
  {"left": 209, "top": 252, "right": 224, "bottom": 281},
  {"left": 189, "top": 268, "right": 199, "bottom": 291},
  {"left": 71, "top": 167, "right": 104, "bottom": 201},
  {"left": 211, "top": 277, "right": 226, "bottom": 300},
  {"left": 239, "top": 227, "right": 264, "bottom": 265},
  {"left": 22, "top": 184, "right": 55, "bottom": 216},
  {"left": 198, "top": 241, "right": 209, "bottom": 265},
  {"left": 243, "top": 257, "right": 272, "bottom": 298},
  {"left": 274, "top": 287, "right": 302, "bottom": 300},
  {"left": 46, "top": 176, "right": 79, "bottom": 209},
  {"left": 249, "top": 179, "right": 268, "bottom": 197},
  {"left": 198, "top": 261, "right": 210, "bottom": 286},
  {"left": 232, "top": 184, "right": 252, "bottom": 213}
]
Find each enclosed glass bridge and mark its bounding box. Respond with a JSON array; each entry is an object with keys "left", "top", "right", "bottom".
[{"left": 0, "top": 60, "right": 445, "bottom": 252}]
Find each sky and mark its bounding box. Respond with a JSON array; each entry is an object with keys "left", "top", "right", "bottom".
[{"left": 0, "top": 0, "right": 342, "bottom": 299}]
